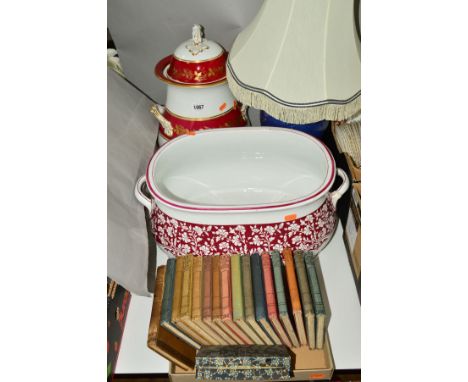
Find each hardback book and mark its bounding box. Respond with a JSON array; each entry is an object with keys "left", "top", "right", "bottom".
[
  {"left": 147, "top": 265, "right": 196, "bottom": 370},
  {"left": 195, "top": 345, "right": 291, "bottom": 381},
  {"left": 219, "top": 255, "right": 252, "bottom": 345},
  {"left": 178, "top": 254, "right": 213, "bottom": 345},
  {"left": 261, "top": 252, "right": 293, "bottom": 347},
  {"left": 283, "top": 248, "right": 307, "bottom": 346},
  {"left": 293, "top": 250, "right": 316, "bottom": 349},
  {"left": 107, "top": 278, "right": 131, "bottom": 381},
  {"left": 172, "top": 256, "right": 210, "bottom": 346},
  {"left": 242, "top": 255, "right": 274, "bottom": 345},
  {"left": 201, "top": 256, "right": 235, "bottom": 345},
  {"left": 304, "top": 252, "right": 328, "bottom": 349},
  {"left": 160, "top": 258, "right": 200, "bottom": 349},
  {"left": 212, "top": 255, "right": 243, "bottom": 344},
  {"left": 250, "top": 253, "right": 282, "bottom": 345},
  {"left": 231, "top": 254, "right": 263, "bottom": 345},
  {"left": 270, "top": 251, "right": 300, "bottom": 348},
  {"left": 191, "top": 256, "right": 225, "bottom": 345}
]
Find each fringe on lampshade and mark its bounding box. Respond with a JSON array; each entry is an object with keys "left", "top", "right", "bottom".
[
  {"left": 333, "top": 121, "right": 361, "bottom": 167},
  {"left": 226, "top": 69, "right": 361, "bottom": 124}
]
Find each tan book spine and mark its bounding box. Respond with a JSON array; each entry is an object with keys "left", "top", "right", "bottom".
[
  {"left": 147, "top": 266, "right": 195, "bottom": 370},
  {"left": 236, "top": 320, "right": 263, "bottom": 345},
  {"left": 205, "top": 318, "right": 236, "bottom": 345},
  {"left": 171, "top": 257, "right": 184, "bottom": 323},
  {"left": 191, "top": 256, "right": 224, "bottom": 345},
  {"left": 167, "top": 257, "right": 203, "bottom": 347},
  {"left": 258, "top": 317, "right": 282, "bottom": 345},
  {"left": 281, "top": 314, "right": 301, "bottom": 348},
  {"left": 202, "top": 256, "right": 234, "bottom": 345},
  {"left": 304, "top": 313, "right": 315, "bottom": 349},
  {"left": 220, "top": 255, "right": 252, "bottom": 345},
  {"left": 174, "top": 255, "right": 211, "bottom": 346},
  {"left": 160, "top": 320, "right": 201, "bottom": 350},
  {"left": 294, "top": 250, "right": 316, "bottom": 349},
  {"left": 316, "top": 315, "right": 326, "bottom": 349},
  {"left": 180, "top": 255, "right": 213, "bottom": 345},
  {"left": 270, "top": 316, "right": 293, "bottom": 348},
  {"left": 224, "top": 320, "right": 251, "bottom": 345},
  {"left": 283, "top": 248, "right": 307, "bottom": 346},
  {"left": 211, "top": 256, "right": 243, "bottom": 344},
  {"left": 179, "top": 255, "right": 194, "bottom": 320}
]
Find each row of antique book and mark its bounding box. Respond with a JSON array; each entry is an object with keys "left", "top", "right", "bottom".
[{"left": 157, "top": 249, "right": 328, "bottom": 351}]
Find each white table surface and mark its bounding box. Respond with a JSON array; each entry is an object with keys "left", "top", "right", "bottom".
[{"left": 115, "top": 223, "right": 361, "bottom": 373}]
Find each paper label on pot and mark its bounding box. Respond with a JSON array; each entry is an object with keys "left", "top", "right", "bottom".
[{"left": 284, "top": 213, "right": 297, "bottom": 221}]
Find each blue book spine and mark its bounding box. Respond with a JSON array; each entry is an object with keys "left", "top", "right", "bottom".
[
  {"left": 250, "top": 253, "right": 268, "bottom": 321},
  {"left": 250, "top": 253, "right": 275, "bottom": 342},
  {"left": 160, "top": 258, "right": 176, "bottom": 324}
]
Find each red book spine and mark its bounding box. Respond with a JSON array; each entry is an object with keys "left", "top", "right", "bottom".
[{"left": 261, "top": 252, "right": 278, "bottom": 319}]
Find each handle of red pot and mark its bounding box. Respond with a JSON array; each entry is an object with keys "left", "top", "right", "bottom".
[
  {"left": 150, "top": 104, "right": 173, "bottom": 137},
  {"left": 134, "top": 175, "right": 152, "bottom": 211},
  {"left": 330, "top": 168, "right": 350, "bottom": 209}
]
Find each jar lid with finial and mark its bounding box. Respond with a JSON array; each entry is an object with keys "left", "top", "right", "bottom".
[{"left": 155, "top": 24, "right": 228, "bottom": 86}]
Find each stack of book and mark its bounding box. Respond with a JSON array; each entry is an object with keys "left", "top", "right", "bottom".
[{"left": 150, "top": 249, "right": 328, "bottom": 357}]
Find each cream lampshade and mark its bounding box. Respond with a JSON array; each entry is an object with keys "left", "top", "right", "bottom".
[{"left": 227, "top": 0, "right": 361, "bottom": 124}]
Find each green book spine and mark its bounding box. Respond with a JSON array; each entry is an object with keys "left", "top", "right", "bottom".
[
  {"left": 304, "top": 252, "right": 325, "bottom": 315},
  {"left": 242, "top": 255, "right": 254, "bottom": 319},
  {"left": 294, "top": 251, "right": 313, "bottom": 315},
  {"left": 231, "top": 254, "right": 244, "bottom": 321},
  {"left": 160, "top": 258, "right": 176, "bottom": 325},
  {"left": 270, "top": 251, "right": 288, "bottom": 316}
]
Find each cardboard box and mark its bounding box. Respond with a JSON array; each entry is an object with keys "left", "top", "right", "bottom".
[
  {"left": 343, "top": 184, "right": 361, "bottom": 296},
  {"left": 168, "top": 336, "right": 335, "bottom": 382},
  {"left": 344, "top": 153, "right": 361, "bottom": 183}
]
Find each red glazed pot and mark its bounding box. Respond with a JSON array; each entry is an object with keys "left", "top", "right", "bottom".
[
  {"left": 151, "top": 25, "right": 248, "bottom": 146},
  {"left": 135, "top": 127, "right": 350, "bottom": 257}
]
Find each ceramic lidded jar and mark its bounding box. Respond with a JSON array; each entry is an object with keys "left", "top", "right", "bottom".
[{"left": 152, "top": 25, "right": 248, "bottom": 146}]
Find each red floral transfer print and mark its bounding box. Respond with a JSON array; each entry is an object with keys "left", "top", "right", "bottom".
[{"left": 150, "top": 197, "right": 336, "bottom": 256}]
